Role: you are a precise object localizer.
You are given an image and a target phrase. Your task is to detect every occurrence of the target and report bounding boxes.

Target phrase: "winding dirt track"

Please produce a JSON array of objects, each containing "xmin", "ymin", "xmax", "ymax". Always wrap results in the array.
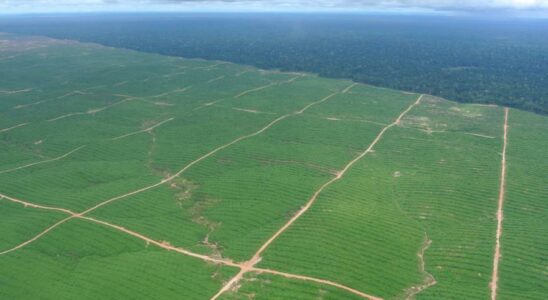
[
  {"xmin": 207, "ymin": 75, "xmax": 226, "ymax": 84},
  {"xmin": 0, "ymin": 83, "xmax": 353, "ymax": 257},
  {"xmin": 192, "ymin": 62, "xmax": 228, "ymax": 70},
  {"xmin": 46, "ymin": 97, "xmax": 136, "ymax": 122},
  {"xmin": 0, "ymin": 122, "xmax": 28, "ymax": 133},
  {"xmin": 0, "ymin": 77, "xmax": 308, "ymax": 255},
  {"xmin": 0, "ymin": 81, "xmax": 414, "ymax": 300},
  {"xmin": 234, "ymin": 82, "xmax": 277, "ymax": 99},
  {"xmin": 0, "ymin": 145, "xmax": 85, "ymax": 175},
  {"xmin": 0, "ymin": 88, "xmax": 32, "ymax": 94},
  {"xmin": 0, "ymin": 82, "xmax": 384, "ymax": 299},
  {"xmin": 211, "ymin": 94, "xmax": 423, "ymax": 300},
  {"xmin": 0, "ymin": 192, "xmax": 238, "ymax": 264},
  {"xmin": 108, "ymin": 118, "xmax": 174, "ymax": 141},
  {"xmin": 234, "ymin": 75, "xmax": 302, "ymax": 99},
  {"xmin": 490, "ymin": 107, "xmax": 509, "ymax": 300},
  {"xmin": 0, "ymin": 190, "xmax": 381, "ymax": 299},
  {"xmin": 0, "ymin": 193, "xmax": 75, "ymax": 215},
  {"xmin": 150, "ymin": 86, "xmax": 191, "ymax": 98},
  {"xmin": 251, "ymin": 268, "xmax": 383, "ymax": 300},
  {"xmin": 78, "ymin": 84, "xmax": 353, "ymax": 216},
  {"xmin": 0, "ymin": 216, "xmax": 73, "ymax": 255},
  {"xmin": 79, "ymin": 216, "xmax": 241, "ymax": 267}
]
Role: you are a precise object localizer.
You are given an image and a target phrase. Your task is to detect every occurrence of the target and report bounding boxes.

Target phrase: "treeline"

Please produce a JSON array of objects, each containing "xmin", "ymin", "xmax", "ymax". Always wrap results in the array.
[{"xmin": 1, "ymin": 14, "xmax": 547, "ymax": 114}]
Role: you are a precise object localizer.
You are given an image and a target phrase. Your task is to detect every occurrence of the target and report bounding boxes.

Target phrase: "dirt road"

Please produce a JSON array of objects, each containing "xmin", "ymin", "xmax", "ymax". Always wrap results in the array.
[
  {"xmin": 490, "ymin": 107, "xmax": 509, "ymax": 300},
  {"xmin": 0, "ymin": 145, "xmax": 85, "ymax": 175},
  {"xmin": 211, "ymin": 94, "xmax": 423, "ymax": 300},
  {"xmin": 0, "ymin": 192, "xmax": 382, "ymax": 299}
]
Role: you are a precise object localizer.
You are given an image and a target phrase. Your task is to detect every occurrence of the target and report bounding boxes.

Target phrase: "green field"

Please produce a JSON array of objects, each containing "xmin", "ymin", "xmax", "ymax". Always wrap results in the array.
[{"xmin": 1, "ymin": 34, "xmax": 546, "ymax": 299}]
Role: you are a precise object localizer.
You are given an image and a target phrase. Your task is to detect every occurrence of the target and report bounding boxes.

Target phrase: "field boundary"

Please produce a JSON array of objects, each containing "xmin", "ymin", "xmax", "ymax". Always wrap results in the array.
[
  {"xmin": 0, "ymin": 73, "xmax": 300, "ymax": 175},
  {"xmin": 0, "ymin": 81, "xmax": 390, "ymax": 299},
  {"xmin": 1, "ymin": 39, "xmax": 433, "ymax": 298},
  {"xmin": 490, "ymin": 107, "xmax": 509, "ymax": 300},
  {"xmin": 210, "ymin": 94, "xmax": 424, "ymax": 300},
  {"xmin": 0, "ymin": 192, "xmax": 381, "ymax": 299},
  {"xmin": 0, "ymin": 83, "xmax": 355, "ymax": 255},
  {"xmin": 0, "ymin": 122, "xmax": 28, "ymax": 133},
  {"xmin": 108, "ymin": 117, "xmax": 174, "ymax": 141},
  {"xmin": 0, "ymin": 145, "xmax": 86, "ymax": 175}
]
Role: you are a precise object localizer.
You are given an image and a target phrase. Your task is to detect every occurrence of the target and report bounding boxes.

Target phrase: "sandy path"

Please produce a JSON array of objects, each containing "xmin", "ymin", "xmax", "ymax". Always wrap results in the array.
[
  {"xmin": 0, "ymin": 83, "xmax": 355, "ymax": 256},
  {"xmin": 57, "ymin": 90, "xmax": 87, "ymax": 99},
  {"xmin": 46, "ymin": 97, "xmax": 136, "ymax": 122},
  {"xmin": 13, "ymin": 100, "xmax": 47, "ymax": 110},
  {"xmin": 212, "ymin": 94, "xmax": 423, "ymax": 300},
  {"xmin": 0, "ymin": 193, "xmax": 76, "ymax": 215},
  {"xmin": 322, "ymin": 116, "xmax": 387, "ymax": 127},
  {"xmin": 1, "ymin": 193, "xmax": 383, "ymax": 299},
  {"xmin": 196, "ymin": 74, "xmax": 303, "ymax": 111},
  {"xmin": 79, "ymin": 84, "xmax": 353, "ymax": 217},
  {"xmin": 12, "ymin": 90, "xmax": 92, "ymax": 110},
  {"xmin": 151, "ymin": 86, "xmax": 191, "ymax": 98},
  {"xmin": 231, "ymin": 107, "xmax": 274, "ymax": 115},
  {"xmin": 0, "ymin": 122, "xmax": 29, "ymax": 133},
  {"xmin": 234, "ymin": 82, "xmax": 277, "ymax": 99},
  {"xmin": 0, "ymin": 88, "xmax": 32, "ymax": 95},
  {"xmin": 0, "ymin": 145, "xmax": 85, "ymax": 175},
  {"xmin": 490, "ymin": 107, "xmax": 509, "ymax": 300},
  {"xmin": 465, "ymin": 133, "xmax": 496, "ymax": 139},
  {"xmin": 0, "ymin": 119, "xmax": 26, "ymax": 132},
  {"xmin": 0, "ymin": 216, "xmax": 74, "ymax": 255},
  {"xmin": 0, "ymin": 193, "xmax": 238, "ymax": 266},
  {"xmin": 252, "ymin": 94, "xmax": 422, "ymax": 259},
  {"xmin": 79, "ymin": 216, "xmax": 240, "ymax": 267},
  {"xmin": 207, "ymin": 75, "xmax": 226, "ymax": 84},
  {"xmin": 0, "ymin": 82, "xmax": 388, "ymax": 299},
  {"xmin": 161, "ymin": 71, "xmax": 187, "ymax": 79},
  {"xmin": 108, "ymin": 118, "xmax": 174, "ymax": 141},
  {"xmin": 192, "ymin": 62, "xmax": 228, "ymax": 70},
  {"xmin": 233, "ymin": 74, "xmax": 303, "ymax": 99},
  {"xmin": 46, "ymin": 112, "xmax": 87, "ymax": 122},
  {"xmin": 251, "ymin": 268, "xmax": 383, "ymax": 300}
]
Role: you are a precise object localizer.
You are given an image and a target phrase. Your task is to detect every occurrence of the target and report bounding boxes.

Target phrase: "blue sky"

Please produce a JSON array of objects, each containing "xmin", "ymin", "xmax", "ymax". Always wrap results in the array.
[{"xmin": 1, "ymin": 0, "xmax": 548, "ymax": 14}]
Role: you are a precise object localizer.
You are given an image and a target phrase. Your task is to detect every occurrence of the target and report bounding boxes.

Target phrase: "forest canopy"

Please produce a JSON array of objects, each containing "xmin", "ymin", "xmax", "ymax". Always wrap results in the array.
[{"xmin": 1, "ymin": 13, "xmax": 546, "ymax": 114}]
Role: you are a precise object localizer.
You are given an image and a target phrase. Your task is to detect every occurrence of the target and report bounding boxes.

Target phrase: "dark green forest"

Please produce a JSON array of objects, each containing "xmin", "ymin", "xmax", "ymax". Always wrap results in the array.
[{"xmin": 1, "ymin": 13, "xmax": 547, "ymax": 114}]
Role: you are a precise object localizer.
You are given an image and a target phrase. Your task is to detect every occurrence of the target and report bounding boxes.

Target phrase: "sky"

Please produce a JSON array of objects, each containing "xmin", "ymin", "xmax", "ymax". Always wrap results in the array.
[{"xmin": 1, "ymin": 0, "xmax": 548, "ymax": 14}]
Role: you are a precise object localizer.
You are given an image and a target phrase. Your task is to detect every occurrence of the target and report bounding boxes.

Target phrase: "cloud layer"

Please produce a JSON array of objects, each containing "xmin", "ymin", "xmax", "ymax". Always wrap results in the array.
[{"xmin": 2, "ymin": 0, "xmax": 548, "ymax": 13}]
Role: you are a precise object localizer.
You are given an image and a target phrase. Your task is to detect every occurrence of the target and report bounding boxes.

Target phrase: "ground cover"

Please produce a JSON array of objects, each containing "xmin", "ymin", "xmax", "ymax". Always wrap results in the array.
[{"xmin": 1, "ymin": 34, "xmax": 546, "ymax": 300}]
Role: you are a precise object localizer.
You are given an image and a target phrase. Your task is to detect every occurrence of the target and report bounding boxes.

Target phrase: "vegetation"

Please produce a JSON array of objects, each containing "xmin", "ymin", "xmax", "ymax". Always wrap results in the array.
[
  {"xmin": 0, "ymin": 34, "xmax": 546, "ymax": 299},
  {"xmin": 498, "ymin": 110, "xmax": 548, "ymax": 299},
  {"xmin": 259, "ymin": 97, "xmax": 506, "ymax": 298},
  {"xmin": 0, "ymin": 219, "xmax": 237, "ymax": 299},
  {"xmin": 1, "ymin": 14, "xmax": 547, "ymax": 113}
]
